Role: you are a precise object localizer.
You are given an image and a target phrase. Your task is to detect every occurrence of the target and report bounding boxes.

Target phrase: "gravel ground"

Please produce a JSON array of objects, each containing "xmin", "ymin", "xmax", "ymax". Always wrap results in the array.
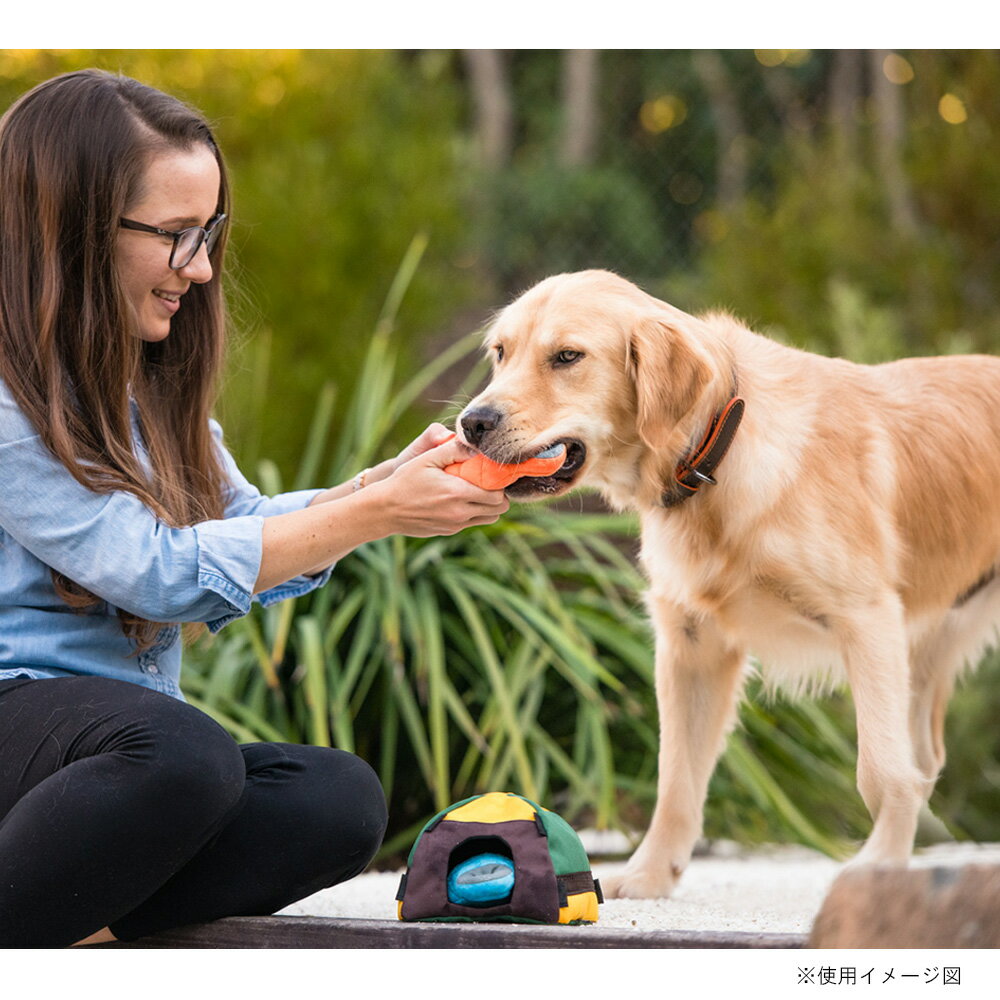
[{"xmin": 277, "ymin": 838, "xmax": 1000, "ymax": 936}]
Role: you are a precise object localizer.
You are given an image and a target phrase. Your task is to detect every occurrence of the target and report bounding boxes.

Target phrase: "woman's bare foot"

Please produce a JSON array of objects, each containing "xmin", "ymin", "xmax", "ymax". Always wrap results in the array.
[{"xmin": 72, "ymin": 926, "xmax": 117, "ymax": 947}]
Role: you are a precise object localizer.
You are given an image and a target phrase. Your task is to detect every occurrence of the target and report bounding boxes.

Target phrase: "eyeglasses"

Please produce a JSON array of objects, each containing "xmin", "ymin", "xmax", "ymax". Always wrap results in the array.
[{"xmin": 119, "ymin": 213, "xmax": 227, "ymax": 270}]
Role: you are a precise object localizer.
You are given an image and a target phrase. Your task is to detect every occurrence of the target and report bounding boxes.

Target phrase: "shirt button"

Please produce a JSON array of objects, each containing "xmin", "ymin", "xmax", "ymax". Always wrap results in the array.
[{"xmin": 147, "ymin": 664, "xmax": 159, "ymax": 674}]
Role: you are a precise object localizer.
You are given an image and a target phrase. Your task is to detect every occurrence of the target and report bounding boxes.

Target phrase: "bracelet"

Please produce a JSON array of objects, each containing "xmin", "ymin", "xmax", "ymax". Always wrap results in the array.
[{"xmin": 352, "ymin": 468, "xmax": 371, "ymax": 493}]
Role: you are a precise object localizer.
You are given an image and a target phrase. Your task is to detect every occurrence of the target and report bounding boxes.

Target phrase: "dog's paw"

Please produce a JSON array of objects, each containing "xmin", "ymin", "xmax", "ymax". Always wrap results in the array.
[
  {"xmin": 600, "ymin": 862, "xmax": 683, "ymax": 900},
  {"xmin": 842, "ymin": 843, "xmax": 910, "ymax": 873}
]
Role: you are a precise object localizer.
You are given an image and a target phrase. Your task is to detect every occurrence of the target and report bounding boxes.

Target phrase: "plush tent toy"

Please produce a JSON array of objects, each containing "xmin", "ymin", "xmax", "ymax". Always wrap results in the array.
[{"xmin": 396, "ymin": 791, "xmax": 602, "ymax": 924}]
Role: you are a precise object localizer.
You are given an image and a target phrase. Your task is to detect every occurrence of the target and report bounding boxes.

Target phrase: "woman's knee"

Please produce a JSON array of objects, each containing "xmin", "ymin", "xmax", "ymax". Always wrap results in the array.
[
  {"xmin": 304, "ymin": 748, "xmax": 388, "ymax": 880},
  {"xmin": 242, "ymin": 744, "xmax": 388, "ymax": 873},
  {"xmin": 327, "ymin": 750, "xmax": 389, "ymax": 865}
]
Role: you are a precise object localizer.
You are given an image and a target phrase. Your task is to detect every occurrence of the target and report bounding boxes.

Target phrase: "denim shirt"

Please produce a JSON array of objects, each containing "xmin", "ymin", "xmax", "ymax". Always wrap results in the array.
[{"xmin": 0, "ymin": 379, "xmax": 333, "ymax": 699}]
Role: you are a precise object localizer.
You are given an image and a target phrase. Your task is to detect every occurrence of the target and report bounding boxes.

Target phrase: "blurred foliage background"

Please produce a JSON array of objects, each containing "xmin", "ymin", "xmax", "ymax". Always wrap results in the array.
[
  {"xmin": 3, "ymin": 48, "xmax": 999, "ymax": 856},
  {"xmin": 4, "ymin": 49, "xmax": 999, "ymax": 458}
]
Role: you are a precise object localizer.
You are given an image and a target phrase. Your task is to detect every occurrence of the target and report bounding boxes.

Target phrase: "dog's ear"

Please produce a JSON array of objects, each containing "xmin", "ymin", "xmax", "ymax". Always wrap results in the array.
[{"xmin": 627, "ymin": 316, "xmax": 715, "ymax": 456}]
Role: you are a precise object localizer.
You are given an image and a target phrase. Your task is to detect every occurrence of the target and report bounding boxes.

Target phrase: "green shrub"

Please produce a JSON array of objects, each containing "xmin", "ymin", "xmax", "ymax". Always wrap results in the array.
[{"xmin": 474, "ymin": 163, "xmax": 670, "ymax": 292}]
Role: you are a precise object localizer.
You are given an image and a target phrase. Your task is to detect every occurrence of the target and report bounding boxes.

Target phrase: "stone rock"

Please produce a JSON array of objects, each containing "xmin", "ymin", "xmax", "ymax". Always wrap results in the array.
[{"xmin": 809, "ymin": 863, "xmax": 1000, "ymax": 948}]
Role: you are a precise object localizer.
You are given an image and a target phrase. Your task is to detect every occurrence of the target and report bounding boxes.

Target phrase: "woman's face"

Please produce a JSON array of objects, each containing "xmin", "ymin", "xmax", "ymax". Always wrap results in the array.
[{"xmin": 117, "ymin": 144, "xmax": 221, "ymax": 342}]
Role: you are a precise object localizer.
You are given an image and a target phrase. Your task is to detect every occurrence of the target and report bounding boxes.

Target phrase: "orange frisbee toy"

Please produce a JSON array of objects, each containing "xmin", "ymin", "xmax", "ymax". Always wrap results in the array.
[{"xmin": 444, "ymin": 437, "xmax": 566, "ymax": 490}]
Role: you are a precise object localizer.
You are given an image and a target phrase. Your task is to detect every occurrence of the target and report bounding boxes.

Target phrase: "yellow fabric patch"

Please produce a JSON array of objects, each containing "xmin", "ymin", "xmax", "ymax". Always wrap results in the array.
[
  {"xmin": 559, "ymin": 891, "xmax": 600, "ymax": 924},
  {"xmin": 445, "ymin": 791, "xmax": 541, "ymax": 825}
]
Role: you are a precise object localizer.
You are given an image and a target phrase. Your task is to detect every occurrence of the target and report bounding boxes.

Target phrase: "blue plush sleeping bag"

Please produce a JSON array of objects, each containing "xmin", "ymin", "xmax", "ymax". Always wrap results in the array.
[{"xmin": 446, "ymin": 852, "xmax": 516, "ymax": 907}]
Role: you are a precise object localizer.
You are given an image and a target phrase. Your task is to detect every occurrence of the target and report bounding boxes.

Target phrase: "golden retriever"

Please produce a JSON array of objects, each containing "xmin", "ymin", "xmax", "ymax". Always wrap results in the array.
[{"xmin": 456, "ymin": 269, "xmax": 1000, "ymax": 899}]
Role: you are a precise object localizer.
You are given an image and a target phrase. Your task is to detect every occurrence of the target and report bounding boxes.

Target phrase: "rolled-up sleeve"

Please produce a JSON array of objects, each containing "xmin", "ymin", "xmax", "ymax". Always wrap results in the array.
[{"xmin": 209, "ymin": 420, "xmax": 335, "ymax": 619}]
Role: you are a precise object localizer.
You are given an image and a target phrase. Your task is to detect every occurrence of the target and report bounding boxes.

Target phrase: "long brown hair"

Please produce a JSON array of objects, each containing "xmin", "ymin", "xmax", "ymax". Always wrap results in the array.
[{"xmin": 0, "ymin": 69, "xmax": 232, "ymax": 647}]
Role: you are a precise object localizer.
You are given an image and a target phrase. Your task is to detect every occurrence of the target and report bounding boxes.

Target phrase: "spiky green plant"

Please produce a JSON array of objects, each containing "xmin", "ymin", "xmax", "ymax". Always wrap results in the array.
[{"xmin": 182, "ymin": 237, "xmax": 929, "ymax": 860}]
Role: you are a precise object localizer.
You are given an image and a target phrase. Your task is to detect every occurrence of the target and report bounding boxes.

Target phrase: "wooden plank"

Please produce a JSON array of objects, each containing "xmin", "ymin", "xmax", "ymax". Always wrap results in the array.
[{"xmin": 99, "ymin": 915, "xmax": 806, "ymax": 950}]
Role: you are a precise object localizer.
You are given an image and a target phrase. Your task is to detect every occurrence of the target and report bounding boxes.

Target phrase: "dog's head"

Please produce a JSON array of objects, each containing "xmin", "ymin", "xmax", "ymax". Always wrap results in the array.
[{"xmin": 457, "ymin": 270, "xmax": 731, "ymax": 507}]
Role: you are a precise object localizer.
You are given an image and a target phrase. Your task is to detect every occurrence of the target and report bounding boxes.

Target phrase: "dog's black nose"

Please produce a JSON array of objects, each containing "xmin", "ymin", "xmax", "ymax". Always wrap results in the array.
[{"xmin": 461, "ymin": 406, "xmax": 502, "ymax": 447}]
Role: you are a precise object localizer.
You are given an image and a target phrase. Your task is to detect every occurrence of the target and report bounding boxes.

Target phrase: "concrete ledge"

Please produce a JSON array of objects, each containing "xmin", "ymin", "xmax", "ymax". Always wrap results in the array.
[
  {"xmin": 100, "ymin": 915, "xmax": 806, "ymax": 949},
  {"xmin": 809, "ymin": 863, "xmax": 1000, "ymax": 948}
]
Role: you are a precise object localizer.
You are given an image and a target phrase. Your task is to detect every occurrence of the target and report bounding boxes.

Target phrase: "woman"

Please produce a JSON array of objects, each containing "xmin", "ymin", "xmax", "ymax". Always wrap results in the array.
[{"xmin": 0, "ymin": 69, "xmax": 507, "ymax": 948}]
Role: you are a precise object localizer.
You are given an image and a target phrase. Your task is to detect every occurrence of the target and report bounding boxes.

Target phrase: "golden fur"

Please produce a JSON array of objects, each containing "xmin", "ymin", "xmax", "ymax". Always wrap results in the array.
[{"xmin": 457, "ymin": 269, "xmax": 1000, "ymax": 898}]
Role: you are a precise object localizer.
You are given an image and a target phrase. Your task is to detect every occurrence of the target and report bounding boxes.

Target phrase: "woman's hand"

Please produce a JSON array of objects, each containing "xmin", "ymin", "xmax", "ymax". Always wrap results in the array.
[
  {"xmin": 306, "ymin": 423, "xmax": 457, "ymax": 503},
  {"xmin": 389, "ymin": 422, "xmax": 455, "ymax": 471},
  {"xmin": 365, "ymin": 434, "xmax": 509, "ymax": 538}
]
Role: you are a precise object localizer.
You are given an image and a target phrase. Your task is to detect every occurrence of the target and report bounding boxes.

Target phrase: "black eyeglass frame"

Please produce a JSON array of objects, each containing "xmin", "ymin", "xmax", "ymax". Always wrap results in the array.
[{"xmin": 119, "ymin": 213, "xmax": 227, "ymax": 270}]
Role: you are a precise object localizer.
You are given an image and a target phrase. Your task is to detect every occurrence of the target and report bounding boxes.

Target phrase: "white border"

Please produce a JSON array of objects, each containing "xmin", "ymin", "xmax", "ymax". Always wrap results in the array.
[{"xmin": 4, "ymin": 2, "xmax": 996, "ymax": 50}]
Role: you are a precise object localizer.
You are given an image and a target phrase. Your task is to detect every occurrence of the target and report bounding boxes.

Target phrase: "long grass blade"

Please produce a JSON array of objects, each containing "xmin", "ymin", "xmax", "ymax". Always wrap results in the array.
[
  {"xmin": 412, "ymin": 580, "xmax": 451, "ymax": 809},
  {"xmin": 292, "ymin": 381, "xmax": 337, "ymax": 491},
  {"xmin": 438, "ymin": 572, "xmax": 537, "ymax": 800},
  {"xmin": 296, "ymin": 615, "xmax": 331, "ymax": 747},
  {"xmin": 723, "ymin": 731, "xmax": 851, "ymax": 858}
]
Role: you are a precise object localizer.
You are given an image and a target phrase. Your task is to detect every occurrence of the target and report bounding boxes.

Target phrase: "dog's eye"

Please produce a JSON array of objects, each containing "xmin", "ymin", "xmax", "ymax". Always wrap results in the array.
[
  {"xmin": 495, "ymin": 345, "xmax": 504, "ymax": 363},
  {"xmin": 554, "ymin": 350, "xmax": 583, "ymax": 366}
]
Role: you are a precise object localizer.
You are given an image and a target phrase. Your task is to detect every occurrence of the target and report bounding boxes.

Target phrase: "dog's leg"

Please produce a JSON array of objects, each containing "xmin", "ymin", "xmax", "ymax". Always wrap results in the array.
[
  {"xmin": 840, "ymin": 593, "xmax": 929, "ymax": 868},
  {"xmin": 909, "ymin": 662, "xmax": 958, "ymax": 844},
  {"xmin": 603, "ymin": 605, "xmax": 746, "ymax": 899},
  {"xmin": 908, "ymin": 626, "xmax": 958, "ymax": 797}
]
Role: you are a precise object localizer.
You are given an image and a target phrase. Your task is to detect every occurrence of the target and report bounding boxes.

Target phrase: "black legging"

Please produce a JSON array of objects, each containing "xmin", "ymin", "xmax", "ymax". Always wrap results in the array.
[{"xmin": 0, "ymin": 676, "xmax": 388, "ymax": 947}]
